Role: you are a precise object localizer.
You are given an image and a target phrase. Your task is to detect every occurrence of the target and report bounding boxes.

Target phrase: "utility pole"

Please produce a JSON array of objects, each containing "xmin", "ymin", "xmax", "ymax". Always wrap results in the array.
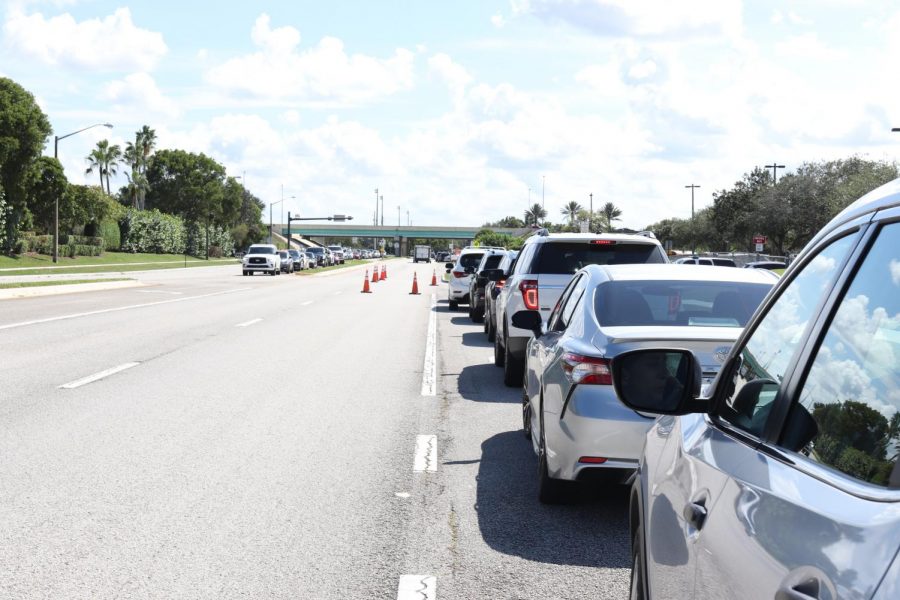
[
  {"xmin": 589, "ymin": 192, "xmax": 593, "ymax": 233},
  {"xmin": 380, "ymin": 195, "xmax": 384, "ymax": 226},
  {"xmin": 374, "ymin": 188, "xmax": 379, "ymax": 226},
  {"xmin": 685, "ymin": 184, "xmax": 700, "ymax": 255},
  {"xmin": 765, "ymin": 162, "xmax": 786, "ymax": 184},
  {"xmin": 542, "ymin": 175, "xmax": 545, "ymax": 209}
]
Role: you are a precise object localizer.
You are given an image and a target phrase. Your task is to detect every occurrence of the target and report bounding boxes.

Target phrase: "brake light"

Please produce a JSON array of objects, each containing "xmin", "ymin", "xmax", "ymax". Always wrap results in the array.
[
  {"xmin": 562, "ymin": 353, "xmax": 612, "ymax": 385},
  {"xmin": 519, "ymin": 279, "xmax": 539, "ymax": 310},
  {"xmin": 453, "ymin": 271, "xmax": 468, "ymax": 278},
  {"xmin": 591, "ymin": 239, "xmax": 616, "ymax": 245},
  {"xmin": 497, "ymin": 278, "xmax": 506, "ymax": 290},
  {"xmin": 578, "ymin": 456, "xmax": 608, "ymax": 464}
]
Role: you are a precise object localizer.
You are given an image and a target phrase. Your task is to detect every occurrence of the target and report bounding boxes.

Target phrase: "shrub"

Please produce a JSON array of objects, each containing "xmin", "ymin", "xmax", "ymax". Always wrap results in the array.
[
  {"xmin": 119, "ymin": 209, "xmax": 186, "ymax": 254},
  {"xmin": 99, "ymin": 219, "xmax": 120, "ymax": 251}
]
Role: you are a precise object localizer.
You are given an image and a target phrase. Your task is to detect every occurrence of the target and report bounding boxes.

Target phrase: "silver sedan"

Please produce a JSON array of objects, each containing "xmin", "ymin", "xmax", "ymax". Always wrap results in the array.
[{"xmin": 515, "ymin": 263, "xmax": 775, "ymax": 503}]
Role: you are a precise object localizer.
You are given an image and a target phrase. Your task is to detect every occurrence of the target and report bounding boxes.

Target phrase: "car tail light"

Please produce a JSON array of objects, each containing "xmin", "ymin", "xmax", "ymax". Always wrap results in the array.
[
  {"xmin": 562, "ymin": 353, "xmax": 612, "ymax": 385},
  {"xmin": 519, "ymin": 279, "xmax": 539, "ymax": 310},
  {"xmin": 497, "ymin": 278, "xmax": 506, "ymax": 290},
  {"xmin": 591, "ymin": 239, "xmax": 616, "ymax": 245},
  {"xmin": 453, "ymin": 271, "xmax": 468, "ymax": 278},
  {"xmin": 578, "ymin": 456, "xmax": 608, "ymax": 464}
]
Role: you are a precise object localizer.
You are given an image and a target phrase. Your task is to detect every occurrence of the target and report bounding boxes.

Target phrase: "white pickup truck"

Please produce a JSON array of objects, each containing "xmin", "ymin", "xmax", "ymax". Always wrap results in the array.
[{"xmin": 413, "ymin": 245, "xmax": 432, "ymax": 263}]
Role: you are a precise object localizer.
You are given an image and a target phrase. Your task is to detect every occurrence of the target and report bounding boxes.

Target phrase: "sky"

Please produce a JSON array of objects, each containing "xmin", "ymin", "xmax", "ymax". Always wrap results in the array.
[{"xmin": 2, "ymin": 0, "xmax": 899, "ymax": 229}]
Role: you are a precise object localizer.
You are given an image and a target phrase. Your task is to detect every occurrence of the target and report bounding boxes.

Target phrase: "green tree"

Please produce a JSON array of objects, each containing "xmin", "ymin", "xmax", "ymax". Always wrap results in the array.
[
  {"xmin": 560, "ymin": 201, "xmax": 583, "ymax": 226},
  {"xmin": 85, "ymin": 139, "xmax": 121, "ymax": 195},
  {"xmin": 0, "ymin": 77, "xmax": 52, "ymax": 252},
  {"xmin": 524, "ymin": 203, "xmax": 547, "ymax": 226},
  {"xmin": 473, "ymin": 228, "xmax": 524, "ymax": 250},
  {"xmin": 26, "ymin": 156, "xmax": 69, "ymax": 233},
  {"xmin": 484, "ymin": 215, "xmax": 525, "ymax": 228},
  {"xmin": 600, "ymin": 202, "xmax": 623, "ymax": 232},
  {"xmin": 710, "ymin": 167, "xmax": 770, "ymax": 251},
  {"xmin": 124, "ymin": 125, "xmax": 157, "ymax": 209},
  {"xmin": 145, "ymin": 149, "xmax": 226, "ymax": 225}
]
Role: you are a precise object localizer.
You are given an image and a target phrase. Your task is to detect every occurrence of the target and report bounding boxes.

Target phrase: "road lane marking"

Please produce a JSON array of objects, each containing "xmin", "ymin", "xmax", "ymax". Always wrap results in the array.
[
  {"xmin": 413, "ymin": 435, "xmax": 437, "ymax": 472},
  {"xmin": 421, "ymin": 294, "xmax": 437, "ymax": 396},
  {"xmin": 334, "ymin": 291, "xmax": 343, "ymax": 295},
  {"xmin": 394, "ymin": 492, "xmax": 410, "ymax": 498},
  {"xmin": 235, "ymin": 318, "xmax": 262, "ymax": 327},
  {"xmin": 300, "ymin": 300, "xmax": 314, "ymax": 306},
  {"xmin": 0, "ymin": 288, "xmax": 248, "ymax": 331},
  {"xmin": 59, "ymin": 362, "xmax": 140, "ymax": 389},
  {"xmin": 135, "ymin": 289, "xmax": 184, "ymax": 295},
  {"xmin": 397, "ymin": 575, "xmax": 436, "ymax": 600}
]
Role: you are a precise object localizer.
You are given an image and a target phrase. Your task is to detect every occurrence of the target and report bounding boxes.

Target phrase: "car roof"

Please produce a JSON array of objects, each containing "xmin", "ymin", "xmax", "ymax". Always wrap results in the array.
[
  {"xmin": 525, "ymin": 232, "xmax": 661, "ymax": 245},
  {"xmin": 586, "ymin": 263, "xmax": 777, "ymax": 284}
]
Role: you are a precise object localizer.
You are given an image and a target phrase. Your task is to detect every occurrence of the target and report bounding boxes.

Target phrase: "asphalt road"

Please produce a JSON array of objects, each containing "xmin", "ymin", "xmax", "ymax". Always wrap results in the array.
[{"xmin": 0, "ymin": 260, "xmax": 629, "ymax": 599}]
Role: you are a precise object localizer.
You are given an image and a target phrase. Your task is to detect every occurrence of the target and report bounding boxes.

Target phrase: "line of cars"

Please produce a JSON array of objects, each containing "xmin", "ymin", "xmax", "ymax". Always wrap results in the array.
[
  {"xmin": 241, "ymin": 243, "xmax": 381, "ymax": 276},
  {"xmin": 444, "ymin": 183, "xmax": 900, "ymax": 598}
]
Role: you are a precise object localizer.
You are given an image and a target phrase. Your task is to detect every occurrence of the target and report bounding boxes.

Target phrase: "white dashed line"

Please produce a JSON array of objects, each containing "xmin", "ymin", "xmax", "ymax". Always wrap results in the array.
[
  {"xmin": 0, "ymin": 288, "xmax": 248, "ymax": 331},
  {"xmin": 135, "ymin": 289, "xmax": 183, "ymax": 295},
  {"xmin": 300, "ymin": 300, "xmax": 314, "ymax": 306},
  {"xmin": 397, "ymin": 575, "xmax": 436, "ymax": 600},
  {"xmin": 235, "ymin": 318, "xmax": 262, "ymax": 327},
  {"xmin": 59, "ymin": 362, "xmax": 140, "ymax": 389},
  {"xmin": 413, "ymin": 435, "xmax": 437, "ymax": 472},
  {"xmin": 421, "ymin": 294, "xmax": 437, "ymax": 396},
  {"xmin": 334, "ymin": 291, "xmax": 343, "ymax": 295}
]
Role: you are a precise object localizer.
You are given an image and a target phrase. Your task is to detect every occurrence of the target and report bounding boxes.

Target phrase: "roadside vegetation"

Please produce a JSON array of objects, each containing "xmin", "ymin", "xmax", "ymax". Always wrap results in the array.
[{"xmin": 0, "ymin": 278, "xmax": 132, "ymax": 289}]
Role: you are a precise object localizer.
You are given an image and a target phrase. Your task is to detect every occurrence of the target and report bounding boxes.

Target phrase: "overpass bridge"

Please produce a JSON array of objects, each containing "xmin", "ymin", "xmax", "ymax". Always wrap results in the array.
[{"xmin": 278, "ymin": 224, "xmax": 526, "ymax": 255}]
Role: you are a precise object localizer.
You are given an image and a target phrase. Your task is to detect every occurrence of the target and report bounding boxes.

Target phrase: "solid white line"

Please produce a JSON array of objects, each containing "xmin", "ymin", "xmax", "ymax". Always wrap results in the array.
[
  {"xmin": 135, "ymin": 289, "xmax": 184, "ymax": 295},
  {"xmin": 300, "ymin": 300, "xmax": 314, "ymax": 306},
  {"xmin": 421, "ymin": 294, "xmax": 437, "ymax": 396},
  {"xmin": 413, "ymin": 435, "xmax": 437, "ymax": 472},
  {"xmin": 334, "ymin": 291, "xmax": 343, "ymax": 295},
  {"xmin": 235, "ymin": 318, "xmax": 262, "ymax": 328},
  {"xmin": 59, "ymin": 362, "xmax": 140, "ymax": 389},
  {"xmin": 397, "ymin": 575, "xmax": 436, "ymax": 600},
  {"xmin": 0, "ymin": 288, "xmax": 248, "ymax": 331}
]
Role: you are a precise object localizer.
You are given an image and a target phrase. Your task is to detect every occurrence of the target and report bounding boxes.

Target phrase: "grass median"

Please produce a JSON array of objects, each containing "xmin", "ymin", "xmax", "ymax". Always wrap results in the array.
[
  {"xmin": 0, "ymin": 278, "xmax": 133, "ymax": 289},
  {"xmin": 0, "ymin": 252, "xmax": 238, "ymax": 276}
]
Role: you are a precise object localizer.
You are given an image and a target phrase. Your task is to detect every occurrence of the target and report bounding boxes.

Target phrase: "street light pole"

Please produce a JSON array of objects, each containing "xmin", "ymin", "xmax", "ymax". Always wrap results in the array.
[
  {"xmin": 380, "ymin": 195, "xmax": 384, "ymax": 226},
  {"xmin": 685, "ymin": 184, "xmax": 700, "ymax": 255},
  {"xmin": 589, "ymin": 192, "xmax": 593, "ymax": 233},
  {"xmin": 765, "ymin": 162, "xmax": 786, "ymax": 184},
  {"xmin": 542, "ymin": 175, "xmax": 545, "ymax": 209},
  {"xmin": 52, "ymin": 122, "xmax": 113, "ymax": 262},
  {"xmin": 269, "ymin": 199, "xmax": 284, "ymax": 244}
]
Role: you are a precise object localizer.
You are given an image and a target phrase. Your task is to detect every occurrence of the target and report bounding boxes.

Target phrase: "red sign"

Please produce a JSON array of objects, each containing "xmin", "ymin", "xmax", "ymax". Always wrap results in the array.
[{"xmin": 752, "ymin": 235, "xmax": 767, "ymax": 244}]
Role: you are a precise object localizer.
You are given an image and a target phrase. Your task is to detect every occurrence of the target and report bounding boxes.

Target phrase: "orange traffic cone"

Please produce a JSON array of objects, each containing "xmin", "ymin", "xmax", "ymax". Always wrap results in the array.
[
  {"xmin": 430, "ymin": 270, "xmax": 437, "ymax": 286},
  {"xmin": 361, "ymin": 270, "xmax": 372, "ymax": 293},
  {"xmin": 371, "ymin": 265, "xmax": 379, "ymax": 282},
  {"xmin": 409, "ymin": 272, "xmax": 421, "ymax": 295},
  {"xmin": 382, "ymin": 264, "xmax": 387, "ymax": 279}
]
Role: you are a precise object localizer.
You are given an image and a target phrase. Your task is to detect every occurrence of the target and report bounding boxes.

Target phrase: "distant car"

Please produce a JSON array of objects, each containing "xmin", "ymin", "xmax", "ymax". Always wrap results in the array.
[
  {"xmin": 305, "ymin": 251, "xmax": 318, "ymax": 268},
  {"xmin": 278, "ymin": 250, "xmax": 294, "ymax": 273},
  {"xmin": 674, "ymin": 256, "xmax": 737, "ymax": 267},
  {"xmin": 242, "ymin": 243, "xmax": 281, "ymax": 276},
  {"xmin": 447, "ymin": 246, "xmax": 504, "ymax": 311},
  {"xmin": 287, "ymin": 249, "xmax": 307, "ymax": 271},
  {"xmin": 327, "ymin": 245, "xmax": 344, "ymax": 264},
  {"xmin": 518, "ymin": 264, "xmax": 775, "ymax": 503},
  {"xmin": 305, "ymin": 246, "xmax": 327, "ymax": 267},
  {"xmin": 743, "ymin": 260, "xmax": 787, "ymax": 270},
  {"xmin": 467, "ymin": 249, "xmax": 507, "ymax": 322},
  {"xmin": 619, "ymin": 177, "xmax": 900, "ymax": 600}
]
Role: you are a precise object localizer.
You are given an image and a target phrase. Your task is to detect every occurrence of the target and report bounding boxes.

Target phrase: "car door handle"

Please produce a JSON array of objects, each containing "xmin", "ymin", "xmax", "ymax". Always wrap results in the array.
[
  {"xmin": 775, "ymin": 568, "xmax": 836, "ymax": 600},
  {"xmin": 682, "ymin": 501, "xmax": 707, "ymax": 530}
]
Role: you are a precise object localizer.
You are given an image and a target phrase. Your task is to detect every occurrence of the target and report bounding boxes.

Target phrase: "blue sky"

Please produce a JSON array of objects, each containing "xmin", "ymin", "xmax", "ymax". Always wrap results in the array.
[{"xmin": 2, "ymin": 0, "xmax": 898, "ymax": 229}]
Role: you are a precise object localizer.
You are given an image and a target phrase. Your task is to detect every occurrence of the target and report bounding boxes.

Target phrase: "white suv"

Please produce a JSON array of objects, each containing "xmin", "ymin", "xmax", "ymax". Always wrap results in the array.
[
  {"xmin": 446, "ymin": 246, "xmax": 505, "ymax": 311},
  {"xmin": 494, "ymin": 231, "xmax": 667, "ymax": 385},
  {"xmin": 242, "ymin": 243, "xmax": 281, "ymax": 276}
]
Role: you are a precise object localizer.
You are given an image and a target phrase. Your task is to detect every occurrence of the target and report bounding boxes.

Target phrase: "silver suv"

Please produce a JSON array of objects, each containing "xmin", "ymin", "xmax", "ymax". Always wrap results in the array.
[
  {"xmin": 494, "ymin": 231, "xmax": 667, "ymax": 386},
  {"xmin": 615, "ymin": 179, "xmax": 900, "ymax": 599}
]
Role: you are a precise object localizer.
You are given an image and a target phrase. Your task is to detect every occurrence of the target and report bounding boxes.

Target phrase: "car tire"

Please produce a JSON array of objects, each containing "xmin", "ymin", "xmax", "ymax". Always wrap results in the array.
[
  {"xmin": 483, "ymin": 313, "xmax": 489, "ymax": 334},
  {"xmin": 630, "ymin": 523, "xmax": 648, "ymax": 600},
  {"xmin": 449, "ymin": 300, "xmax": 458, "ymax": 311},
  {"xmin": 493, "ymin": 328, "xmax": 505, "ymax": 367},
  {"xmin": 470, "ymin": 303, "xmax": 483, "ymax": 323},
  {"xmin": 538, "ymin": 421, "xmax": 566, "ymax": 504},
  {"xmin": 503, "ymin": 334, "xmax": 524, "ymax": 387},
  {"xmin": 522, "ymin": 390, "xmax": 532, "ymax": 439}
]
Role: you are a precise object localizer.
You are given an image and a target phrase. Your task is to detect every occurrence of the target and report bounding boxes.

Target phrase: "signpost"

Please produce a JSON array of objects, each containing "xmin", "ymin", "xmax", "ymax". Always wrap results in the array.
[{"xmin": 753, "ymin": 235, "xmax": 767, "ymax": 253}]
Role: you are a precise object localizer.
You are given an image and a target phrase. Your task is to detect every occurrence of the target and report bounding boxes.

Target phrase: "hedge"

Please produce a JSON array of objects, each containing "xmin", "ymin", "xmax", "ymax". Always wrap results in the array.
[
  {"xmin": 16, "ymin": 233, "xmax": 103, "ymax": 257},
  {"xmin": 119, "ymin": 209, "xmax": 186, "ymax": 254},
  {"xmin": 98, "ymin": 219, "xmax": 120, "ymax": 251}
]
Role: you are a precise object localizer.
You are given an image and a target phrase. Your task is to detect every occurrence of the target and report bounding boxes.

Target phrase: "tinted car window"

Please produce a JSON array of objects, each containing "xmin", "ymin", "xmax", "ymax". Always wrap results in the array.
[
  {"xmin": 718, "ymin": 234, "xmax": 857, "ymax": 437},
  {"xmin": 786, "ymin": 223, "xmax": 900, "ymax": 487},
  {"xmin": 533, "ymin": 242, "xmax": 664, "ymax": 274},
  {"xmin": 481, "ymin": 254, "xmax": 503, "ymax": 271},
  {"xmin": 595, "ymin": 281, "xmax": 771, "ymax": 327},
  {"xmin": 548, "ymin": 274, "xmax": 583, "ymax": 332},
  {"xmin": 459, "ymin": 253, "xmax": 484, "ymax": 269}
]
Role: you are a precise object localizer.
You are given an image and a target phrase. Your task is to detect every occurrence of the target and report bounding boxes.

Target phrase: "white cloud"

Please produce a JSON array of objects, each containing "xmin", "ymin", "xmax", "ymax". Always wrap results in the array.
[
  {"xmin": 205, "ymin": 14, "xmax": 415, "ymax": 105},
  {"xmin": 491, "ymin": 14, "xmax": 506, "ymax": 28},
  {"xmin": 101, "ymin": 72, "xmax": 179, "ymax": 118},
  {"xmin": 2, "ymin": 7, "xmax": 167, "ymax": 71},
  {"xmin": 891, "ymin": 260, "xmax": 900, "ymax": 286},
  {"xmin": 775, "ymin": 33, "xmax": 844, "ymax": 60},
  {"xmin": 771, "ymin": 10, "xmax": 784, "ymax": 25},
  {"xmin": 428, "ymin": 53, "xmax": 473, "ymax": 101}
]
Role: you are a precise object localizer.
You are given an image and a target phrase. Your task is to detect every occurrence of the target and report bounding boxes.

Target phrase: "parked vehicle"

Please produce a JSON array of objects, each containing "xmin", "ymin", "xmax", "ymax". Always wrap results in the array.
[
  {"xmin": 306, "ymin": 246, "xmax": 327, "ymax": 267},
  {"xmin": 447, "ymin": 246, "xmax": 505, "ymax": 311},
  {"xmin": 616, "ymin": 179, "xmax": 900, "ymax": 600},
  {"xmin": 414, "ymin": 244, "xmax": 432, "ymax": 263},
  {"xmin": 242, "ymin": 244, "xmax": 281, "ymax": 276},
  {"xmin": 515, "ymin": 264, "xmax": 775, "ymax": 503},
  {"xmin": 494, "ymin": 231, "xmax": 667, "ymax": 386},
  {"xmin": 278, "ymin": 250, "xmax": 294, "ymax": 273},
  {"xmin": 305, "ymin": 251, "xmax": 318, "ymax": 268},
  {"xmin": 743, "ymin": 260, "xmax": 787, "ymax": 270},
  {"xmin": 287, "ymin": 249, "xmax": 307, "ymax": 270},
  {"xmin": 467, "ymin": 249, "xmax": 507, "ymax": 322},
  {"xmin": 483, "ymin": 250, "xmax": 518, "ymax": 342},
  {"xmin": 674, "ymin": 255, "xmax": 737, "ymax": 267},
  {"xmin": 327, "ymin": 245, "xmax": 345, "ymax": 264}
]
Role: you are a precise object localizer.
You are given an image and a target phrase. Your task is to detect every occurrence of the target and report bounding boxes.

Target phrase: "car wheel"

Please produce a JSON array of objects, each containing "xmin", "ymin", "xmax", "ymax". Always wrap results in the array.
[
  {"xmin": 468, "ymin": 303, "xmax": 477, "ymax": 321},
  {"xmin": 493, "ymin": 328, "xmax": 505, "ymax": 367},
  {"xmin": 487, "ymin": 314, "xmax": 496, "ymax": 342},
  {"xmin": 522, "ymin": 390, "xmax": 532, "ymax": 439},
  {"xmin": 449, "ymin": 300, "xmax": 458, "ymax": 311},
  {"xmin": 630, "ymin": 523, "xmax": 648, "ymax": 600},
  {"xmin": 503, "ymin": 334, "xmax": 524, "ymax": 387},
  {"xmin": 483, "ymin": 313, "xmax": 489, "ymax": 334},
  {"xmin": 538, "ymin": 421, "xmax": 566, "ymax": 504}
]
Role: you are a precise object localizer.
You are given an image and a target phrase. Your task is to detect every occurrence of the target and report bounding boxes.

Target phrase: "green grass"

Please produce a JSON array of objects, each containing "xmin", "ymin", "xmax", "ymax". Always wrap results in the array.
[
  {"xmin": 772, "ymin": 268, "xmax": 785, "ymax": 276},
  {"xmin": 295, "ymin": 259, "xmax": 374, "ymax": 275},
  {"xmin": 0, "ymin": 278, "xmax": 132, "ymax": 289},
  {"xmin": 0, "ymin": 252, "xmax": 238, "ymax": 276}
]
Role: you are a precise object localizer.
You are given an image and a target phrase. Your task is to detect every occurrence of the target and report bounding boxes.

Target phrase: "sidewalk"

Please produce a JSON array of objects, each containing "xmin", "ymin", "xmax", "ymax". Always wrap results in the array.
[{"xmin": 0, "ymin": 259, "xmax": 231, "ymax": 273}]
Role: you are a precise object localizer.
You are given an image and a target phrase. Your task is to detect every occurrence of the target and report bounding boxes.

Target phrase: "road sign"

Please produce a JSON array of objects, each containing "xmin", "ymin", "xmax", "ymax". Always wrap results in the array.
[
  {"xmin": 752, "ymin": 235, "xmax": 767, "ymax": 244},
  {"xmin": 755, "ymin": 243, "xmax": 764, "ymax": 252}
]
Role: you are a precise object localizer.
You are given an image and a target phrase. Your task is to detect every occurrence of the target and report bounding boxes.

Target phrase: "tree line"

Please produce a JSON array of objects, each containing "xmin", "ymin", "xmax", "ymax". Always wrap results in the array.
[{"xmin": 0, "ymin": 76, "xmax": 267, "ymax": 256}]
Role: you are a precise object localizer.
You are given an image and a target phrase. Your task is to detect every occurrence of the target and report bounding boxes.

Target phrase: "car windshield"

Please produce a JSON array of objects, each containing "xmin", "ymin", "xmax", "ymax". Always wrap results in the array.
[
  {"xmin": 248, "ymin": 246, "xmax": 275, "ymax": 255},
  {"xmin": 534, "ymin": 242, "xmax": 664, "ymax": 274},
  {"xmin": 307, "ymin": 248, "xmax": 324, "ymax": 254},
  {"xmin": 595, "ymin": 280, "xmax": 773, "ymax": 327}
]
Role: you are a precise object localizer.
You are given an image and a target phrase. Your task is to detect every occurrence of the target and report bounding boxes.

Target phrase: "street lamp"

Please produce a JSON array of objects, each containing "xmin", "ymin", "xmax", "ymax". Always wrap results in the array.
[
  {"xmin": 53, "ymin": 122, "xmax": 113, "ymax": 262},
  {"xmin": 765, "ymin": 162, "xmax": 786, "ymax": 184},
  {"xmin": 269, "ymin": 199, "xmax": 283, "ymax": 244},
  {"xmin": 685, "ymin": 184, "xmax": 700, "ymax": 254}
]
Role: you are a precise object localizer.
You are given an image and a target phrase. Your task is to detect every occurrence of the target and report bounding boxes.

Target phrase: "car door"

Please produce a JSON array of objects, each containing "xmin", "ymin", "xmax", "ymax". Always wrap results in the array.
[
  {"xmin": 526, "ymin": 274, "xmax": 585, "ymax": 449},
  {"xmin": 644, "ymin": 227, "xmax": 862, "ymax": 599},
  {"xmin": 694, "ymin": 218, "xmax": 900, "ymax": 599}
]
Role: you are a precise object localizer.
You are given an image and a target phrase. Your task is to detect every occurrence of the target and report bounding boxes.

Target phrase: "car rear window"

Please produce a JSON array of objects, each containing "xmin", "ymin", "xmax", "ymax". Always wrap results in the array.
[
  {"xmin": 533, "ymin": 242, "xmax": 664, "ymax": 274},
  {"xmin": 595, "ymin": 280, "xmax": 772, "ymax": 327},
  {"xmin": 482, "ymin": 255, "xmax": 504, "ymax": 270},
  {"xmin": 458, "ymin": 253, "xmax": 484, "ymax": 269}
]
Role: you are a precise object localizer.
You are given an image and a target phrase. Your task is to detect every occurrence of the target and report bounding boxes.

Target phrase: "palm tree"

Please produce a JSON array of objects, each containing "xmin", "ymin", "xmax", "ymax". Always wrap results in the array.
[
  {"xmin": 123, "ymin": 125, "xmax": 157, "ymax": 209},
  {"xmin": 85, "ymin": 147, "xmax": 105, "ymax": 190},
  {"xmin": 600, "ymin": 202, "xmax": 623, "ymax": 231},
  {"xmin": 524, "ymin": 203, "xmax": 547, "ymax": 226},
  {"xmin": 560, "ymin": 201, "xmax": 583, "ymax": 226},
  {"xmin": 85, "ymin": 140, "xmax": 120, "ymax": 195}
]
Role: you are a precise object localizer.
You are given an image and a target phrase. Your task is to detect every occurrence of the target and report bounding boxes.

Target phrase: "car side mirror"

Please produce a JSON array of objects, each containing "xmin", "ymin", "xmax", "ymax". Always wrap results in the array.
[
  {"xmin": 611, "ymin": 349, "xmax": 704, "ymax": 414},
  {"xmin": 511, "ymin": 310, "xmax": 543, "ymax": 338}
]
